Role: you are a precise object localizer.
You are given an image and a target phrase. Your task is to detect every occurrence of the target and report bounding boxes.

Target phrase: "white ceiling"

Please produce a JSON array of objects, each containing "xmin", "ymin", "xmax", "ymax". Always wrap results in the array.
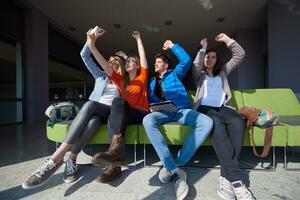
[{"xmin": 26, "ymin": 0, "xmax": 268, "ymax": 65}]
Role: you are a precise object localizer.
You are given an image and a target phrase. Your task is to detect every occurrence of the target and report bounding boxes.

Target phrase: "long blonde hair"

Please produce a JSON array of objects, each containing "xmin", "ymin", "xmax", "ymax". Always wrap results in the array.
[{"xmin": 110, "ymin": 55, "xmax": 125, "ymax": 76}]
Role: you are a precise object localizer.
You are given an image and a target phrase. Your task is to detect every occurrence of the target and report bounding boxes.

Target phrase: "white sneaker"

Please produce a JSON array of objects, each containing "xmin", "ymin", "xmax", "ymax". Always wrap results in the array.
[
  {"xmin": 158, "ymin": 167, "xmax": 174, "ymax": 183},
  {"xmin": 217, "ymin": 176, "xmax": 235, "ymax": 200},
  {"xmin": 232, "ymin": 180, "xmax": 256, "ymax": 200},
  {"xmin": 172, "ymin": 169, "xmax": 189, "ymax": 200}
]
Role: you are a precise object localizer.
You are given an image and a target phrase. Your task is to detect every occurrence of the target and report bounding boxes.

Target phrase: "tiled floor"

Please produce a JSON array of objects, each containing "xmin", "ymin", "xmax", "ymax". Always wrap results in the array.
[{"xmin": 0, "ymin": 122, "xmax": 300, "ymax": 200}]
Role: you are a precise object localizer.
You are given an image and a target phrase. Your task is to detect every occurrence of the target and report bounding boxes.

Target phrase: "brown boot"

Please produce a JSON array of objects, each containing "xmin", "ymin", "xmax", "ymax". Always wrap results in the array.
[
  {"xmin": 96, "ymin": 165, "xmax": 121, "ymax": 183},
  {"xmin": 91, "ymin": 134, "xmax": 125, "ymax": 167}
]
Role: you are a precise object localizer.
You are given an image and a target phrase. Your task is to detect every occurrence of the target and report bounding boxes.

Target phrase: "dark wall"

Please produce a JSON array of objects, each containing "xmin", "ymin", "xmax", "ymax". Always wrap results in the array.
[
  {"xmin": 49, "ymin": 26, "xmax": 84, "ymax": 69},
  {"xmin": 0, "ymin": 0, "xmax": 23, "ymax": 41},
  {"xmin": 231, "ymin": 28, "xmax": 266, "ymax": 89},
  {"xmin": 24, "ymin": 6, "xmax": 49, "ymax": 123},
  {"xmin": 268, "ymin": 0, "xmax": 300, "ymax": 99}
]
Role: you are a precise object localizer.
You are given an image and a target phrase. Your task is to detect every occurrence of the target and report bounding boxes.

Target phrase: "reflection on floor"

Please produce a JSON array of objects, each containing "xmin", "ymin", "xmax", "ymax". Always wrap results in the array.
[{"xmin": 0, "ymin": 122, "xmax": 300, "ymax": 200}]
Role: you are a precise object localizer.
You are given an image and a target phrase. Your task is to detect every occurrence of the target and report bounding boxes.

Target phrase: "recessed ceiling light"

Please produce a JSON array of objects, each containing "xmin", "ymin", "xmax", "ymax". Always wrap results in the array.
[
  {"xmin": 165, "ymin": 20, "xmax": 173, "ymax": 26},
  {"xmin": 114, "ymin": 24, "xmax": 122, "ymax": 28},
  {"xmin": 68, "ymin": 26, "xmax": 77, "ymax": 31},
  {"xmin": 216, "ymin": 17, "xmax": 226, "ymax": 22}
]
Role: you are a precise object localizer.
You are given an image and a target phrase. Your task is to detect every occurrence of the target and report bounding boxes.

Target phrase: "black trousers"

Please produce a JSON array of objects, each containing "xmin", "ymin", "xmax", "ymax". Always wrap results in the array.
[
  {"xmin": 197, "ymin": 105, "xmax": 245, "ymax": 182},
  {"xmin": 108, "ymin": 97, "xmax": 148, "ymax": 139},
  {"xmin": 64, "ymin": 101, "xmax": 111, "ymax": 154}
]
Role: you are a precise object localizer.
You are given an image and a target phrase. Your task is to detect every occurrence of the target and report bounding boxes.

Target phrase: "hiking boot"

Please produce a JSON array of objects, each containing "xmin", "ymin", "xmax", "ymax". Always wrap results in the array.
[
  {"xmin": 172, "ymin": 169, "xmax": 189, "ymax": 200},
  {"xmin": 232, "ymin": 180, "xmax": 256, "ymax": 200},
  {"xmin": 91, "ymin": 134, "xmax": 125, "ymax": 167},
  {"xmin": 217, "ymin": 176, "xmax": 235, "ymax": 200},
  {"xmin": 95, "ymin": 165, "xmax": 122, "ymax": 183},
  {"xmin": 22, "ymin": 158, "xmax": 62, "ymax": 189},
  {"xmin": 63, "ymin": 159, "xmax": 79, "ymax": 183},
  {"xmin": 158, "ymin": 167, "xmax": 174, "ymax": 184}
]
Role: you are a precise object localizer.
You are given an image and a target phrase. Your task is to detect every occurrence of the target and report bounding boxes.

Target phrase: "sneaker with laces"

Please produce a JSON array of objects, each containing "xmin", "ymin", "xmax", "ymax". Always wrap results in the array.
[
  {"xmin": 22, "ymin": 158, "xmax": 62, "ymax": 189},
  {"xmin": 63, "ymin": 159, "xmax": 79, "ymax": 183},
  {"xmin": 217, "ymin": 176, "xmax": 235, "ymax": 200},
  {"xmin": 158, "ymin": 167, "xmax": 174, "ymax": 184},
  {"xmin": 172, "ymin": 169, "xmax": 189, "ymax": 200},
  {"xmin": 232, "ymin": 180, "xmax": 256, "ymax": 200}
]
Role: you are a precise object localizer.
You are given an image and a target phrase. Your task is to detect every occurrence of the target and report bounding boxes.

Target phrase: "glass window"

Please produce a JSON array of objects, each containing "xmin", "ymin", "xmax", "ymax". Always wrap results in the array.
[
  {"xmin": 49, "ymin": 59, "xmax": 86, "ymax": 102},
  {"xmin": 0, "ymin": 40, "xmax": 23, "ymax": 124}
]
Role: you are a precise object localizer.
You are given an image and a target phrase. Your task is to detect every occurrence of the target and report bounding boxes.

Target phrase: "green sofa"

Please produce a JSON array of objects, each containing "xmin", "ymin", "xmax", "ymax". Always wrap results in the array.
[
  {"xmin": 47, "ymin": 123, "xmax": 139, "ymax": 165},
  {"xmin": 240, "ymin": 89, "xmax": 300, "ymax": 169},
  {"xmin": 46, "ymin": 88, "xmax": 300, "ymax": 170}
]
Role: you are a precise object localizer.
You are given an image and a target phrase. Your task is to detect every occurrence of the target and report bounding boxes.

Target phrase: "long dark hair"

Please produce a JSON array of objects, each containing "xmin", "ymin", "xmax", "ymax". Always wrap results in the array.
[{"xmin": 203, "ymin": 48, "xmax": 223, "ymax": 76}]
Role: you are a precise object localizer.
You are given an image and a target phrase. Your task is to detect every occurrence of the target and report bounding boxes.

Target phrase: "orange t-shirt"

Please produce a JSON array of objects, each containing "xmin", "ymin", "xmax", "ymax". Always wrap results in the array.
[{"xmin": 111, "ymin": 67, "xmax": 149, "ymax": 111}]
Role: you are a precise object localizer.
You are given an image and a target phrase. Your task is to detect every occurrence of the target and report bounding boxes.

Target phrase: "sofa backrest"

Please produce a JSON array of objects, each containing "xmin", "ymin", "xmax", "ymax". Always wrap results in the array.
[
  {"xmin": 231, "ymin": 90, "xmax": 244, "ymax": 109},
  {"xmin": 187, "ymin": 90, "xmax": 243, "ymax": 110},
  {"xmin": 241, "ymin": 88, "xmax": 300, "ymax": 116}
]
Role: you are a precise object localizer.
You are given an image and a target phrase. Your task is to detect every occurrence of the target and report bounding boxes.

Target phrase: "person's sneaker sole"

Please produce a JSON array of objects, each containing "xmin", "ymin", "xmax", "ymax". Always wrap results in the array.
[
  {"xmin": 217, "ymin": 190, "xmax": 235, "ymax": 200},
  {"xmin": 22, "ymin": 174, "xmax": 53, "ymax": 190},
  {"xmin": 158, "ymin": 168, "xmax": 173, "ymax": 184},
  {"xmin": 177, "ymin": 183, "xmax": 189, "ymax": 200},
  {"xmin": 63, "ymin": 175, "xmax": 80, "ymax": 183}
]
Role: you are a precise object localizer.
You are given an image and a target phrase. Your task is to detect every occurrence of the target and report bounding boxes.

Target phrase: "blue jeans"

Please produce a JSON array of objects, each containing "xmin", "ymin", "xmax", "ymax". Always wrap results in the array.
[{"xmin": 143, "ymin": 109, "xmax": 213, "ymax": 172}]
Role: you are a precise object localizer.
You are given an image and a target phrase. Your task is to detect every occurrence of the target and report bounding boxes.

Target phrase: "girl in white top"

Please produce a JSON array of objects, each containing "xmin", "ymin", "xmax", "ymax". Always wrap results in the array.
[
  {"xmin": 193, "ymin": 33, "xmax": 255, "ymax": 200},
  {"xmin": 22, "ymin": 27, "xmax": 125, "ymax": 189}
]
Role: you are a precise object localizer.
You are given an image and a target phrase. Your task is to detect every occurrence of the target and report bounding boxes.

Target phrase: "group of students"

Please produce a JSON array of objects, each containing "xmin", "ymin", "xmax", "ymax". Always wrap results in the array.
[{"xmin": 22, "ymin": 26, "xmax": 255, "ymax": 200}]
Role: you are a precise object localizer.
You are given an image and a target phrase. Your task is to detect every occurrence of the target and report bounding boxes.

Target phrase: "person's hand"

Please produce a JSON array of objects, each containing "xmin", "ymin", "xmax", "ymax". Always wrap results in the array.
[
  {"xmin": 200, "ymin": 38, "xmax": 208, "ymax": 49},
  {"xmin": 86, "ymin": 27, "xmax": 105, "ymax": 46},
  {"xmin": 94, "ymin": 27, "xmax": 106, "ymax": 38},
  {"xmin": 115, "ymin": 51, "xmax": 128, "ymax": 59},
  {"xmin": 162, "ymin": 40, "xmax": 174, "ymax": 50},
  {"xmin": 132, "ymin": 31, "xmax": 141, "ymax": 40},
  {"xmin": 86, "ymin": 29, "xmax": 96, "ymax": 46},
  {"xmin": 215, "ymin": 33, "xmax": 231, "ymax": 43}
]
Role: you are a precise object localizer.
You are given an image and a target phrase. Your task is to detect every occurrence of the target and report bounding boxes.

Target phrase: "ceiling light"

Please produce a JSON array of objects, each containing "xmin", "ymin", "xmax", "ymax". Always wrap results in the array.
[
  {"xmin": 216, "ymin": 17, "xmax": 226, "ymax": 22},
  {"xmin": 114, "ymin": 24, "xmax": 122, "ymax": 28},
  {"xmin": 165, "ymin": 20, "xmax": 173, "ymax": 26},
  {"xmin": 68, "ymin": 26, "xmax": 77, "ymax": 31}
]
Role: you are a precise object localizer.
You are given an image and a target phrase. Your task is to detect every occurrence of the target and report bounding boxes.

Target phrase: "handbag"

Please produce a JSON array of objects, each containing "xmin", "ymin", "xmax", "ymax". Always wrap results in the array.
[
  {"xmin": 239, "ymin": 106, "xmax": 278, "ymax": 158},
  {"xmin": 45, "ymin": 102, "xmax": 79, "ymax": 126}
]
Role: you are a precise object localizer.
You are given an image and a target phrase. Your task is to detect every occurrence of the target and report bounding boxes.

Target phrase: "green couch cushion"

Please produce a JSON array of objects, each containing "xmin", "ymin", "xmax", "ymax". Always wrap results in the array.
[
  {"xmin": 242, "ymin": 125, "xmax": 288, "ymax": 147},
  {"xmin": 231, "ymin": 90, "xmax": 244, "ymax": 109},
  {"xmin": 241, "ymin": 88, "xmax": 300, "ymax": 116},
  {"xmin": 46, "ymin": 122, "xmax": 139, "ymax": 144},
  {"xmin": 138, "ymin": 124, "xmax": 212, "ymax": 146},
  {"xmin": 287, "ymin": 126, "xmax": 300, "ymax": 146}
]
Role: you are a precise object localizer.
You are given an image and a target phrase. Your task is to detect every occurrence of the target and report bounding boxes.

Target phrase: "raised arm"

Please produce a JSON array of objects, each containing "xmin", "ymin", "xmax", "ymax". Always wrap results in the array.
[
  {"xmin": 163, "ymin": 40, "xmax": 192, "ymax": 80},
  {"xmin": 192, "ymin": 38, "xmax": 207, "ymax": 84},
  {"xmin": 115, "ymin": 51, "xmax": 128, "ymax": 60},
  {"xmin": 87, "ymin": 27, "xmax": 113, "ymax": 76},
  {"xmin": 132, "ymin": 31, "xmax": 148, "ymax": 69},
  {"xmin": 80, "ymin": 42, "xmax": 106, "ymax": 79},
  {"xmin": 215, "ymin": 33, "xmax": 245, "ymax": 75}
]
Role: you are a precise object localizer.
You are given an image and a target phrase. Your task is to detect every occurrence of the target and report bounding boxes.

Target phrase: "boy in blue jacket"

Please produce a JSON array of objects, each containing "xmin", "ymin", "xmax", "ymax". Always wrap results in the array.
[{"xmin": 143, "ymin": 40, "xmax": 213, "ymax": 200}]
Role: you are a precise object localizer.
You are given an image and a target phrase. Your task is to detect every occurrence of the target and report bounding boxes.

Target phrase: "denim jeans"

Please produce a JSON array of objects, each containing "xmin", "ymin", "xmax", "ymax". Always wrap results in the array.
[{"xmin": 143, "ymin": 109, "xmax": 213, "ymax": 172}]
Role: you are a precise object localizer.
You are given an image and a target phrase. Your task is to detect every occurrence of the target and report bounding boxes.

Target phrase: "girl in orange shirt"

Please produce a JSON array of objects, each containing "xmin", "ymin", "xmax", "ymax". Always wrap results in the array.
[{"xmin": 87, "ymin": 28, "xmax": 148, "ymax": 183}]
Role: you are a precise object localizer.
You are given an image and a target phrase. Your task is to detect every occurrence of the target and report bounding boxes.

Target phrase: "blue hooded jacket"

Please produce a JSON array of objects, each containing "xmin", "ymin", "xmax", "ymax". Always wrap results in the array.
[{"xmin": 148, "ymin": 44, "xmax": 192, "ymax": 110}]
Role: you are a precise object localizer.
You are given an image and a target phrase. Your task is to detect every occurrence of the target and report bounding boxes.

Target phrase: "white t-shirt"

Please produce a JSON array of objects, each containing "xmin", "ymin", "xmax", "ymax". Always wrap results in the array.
[
  {"xmin": 98, "ymin": 81, "xmax": 119, "ymax": 106},
  {"xmin": 201, "ymin": 75, "xmax": 226, "ymax": 107}
]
